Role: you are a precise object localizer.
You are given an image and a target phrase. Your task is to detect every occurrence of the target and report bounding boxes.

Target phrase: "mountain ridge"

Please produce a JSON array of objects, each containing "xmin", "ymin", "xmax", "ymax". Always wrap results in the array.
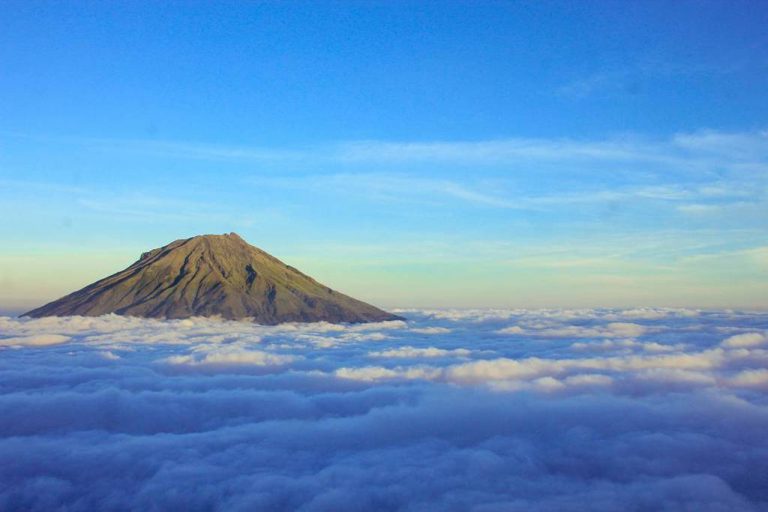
[{"xmin": 23, "ymin": 233, "xmax": 402, "ymax": 324}]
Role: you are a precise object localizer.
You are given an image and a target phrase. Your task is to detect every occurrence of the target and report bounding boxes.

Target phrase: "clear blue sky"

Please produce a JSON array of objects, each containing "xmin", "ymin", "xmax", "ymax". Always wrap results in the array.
[{"xmin": 1, "ymin": 0, "xmax": 767, "ymax": 311}]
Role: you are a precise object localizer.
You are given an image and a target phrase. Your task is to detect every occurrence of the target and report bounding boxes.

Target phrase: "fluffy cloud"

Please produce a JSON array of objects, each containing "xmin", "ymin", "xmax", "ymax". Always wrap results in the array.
[
  {"xmin": 571, "ymin": 339, "xmax": 682, "ymax": 352},
  {"xmin": 728, "ymin": 368, "xmax": 768, "ymax": 388},
  {"xmin": 0, "ymin": 334, "xmax": 70, "ymax": 346},
  {"xmin": 334, "ymin": 365, "xmax": 441, "ymax": 382},
  {"xmin": 605, "ymin": 307, "xmax": 700, "ymax": 320},
  {"xmin": 496, "ymin": 325, "xmax": 525, "ymax": 334},
  {"xmin": 0, "ymin": 309, "xmax": 766, "ymax": 511},
  {"xmin": 368, "ymin": 346, "xmax": 471, "ymax": 358},
  {"xmin": 722, "ymin": 332, "xmax": 767, "ymax": 348},
  {"xmin": 410, "ymin": 326, "xmax": 452, "ymax": 334},
  {"xmin": 164, "ymin": 348, "xmax": 296, "ymax": 367},
  {"xmin": 501, "ymin": 322, "xmax": 647, "ymax": 338}
]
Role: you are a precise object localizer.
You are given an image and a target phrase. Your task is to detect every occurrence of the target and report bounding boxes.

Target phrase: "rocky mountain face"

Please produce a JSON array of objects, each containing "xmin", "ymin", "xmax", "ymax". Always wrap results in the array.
[{"xmin": 23, "ymin": 233, "xmax": 402, "ymax": 324}]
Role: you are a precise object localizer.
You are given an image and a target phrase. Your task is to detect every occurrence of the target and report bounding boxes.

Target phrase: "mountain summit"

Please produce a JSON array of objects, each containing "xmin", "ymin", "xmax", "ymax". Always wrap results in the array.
[{"xmin": 23, "ymin": 233, "xmax": 402, "ymax": 324}]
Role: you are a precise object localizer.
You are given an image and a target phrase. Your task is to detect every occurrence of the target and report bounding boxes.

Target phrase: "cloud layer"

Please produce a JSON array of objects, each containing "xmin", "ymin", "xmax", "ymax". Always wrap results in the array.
[{"xmin": 1, "ymin": 309, "xmax": 767, "ymax": 511}]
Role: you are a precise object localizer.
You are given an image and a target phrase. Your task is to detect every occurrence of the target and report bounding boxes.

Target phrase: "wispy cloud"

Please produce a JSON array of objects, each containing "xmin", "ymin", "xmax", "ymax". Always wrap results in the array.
[
  {"xmin": 333, "ymin": 130, "xmax": 768, "ymax": 174},
  {"xmin": 334, "ymin": 137, "xmax": 665, "ymax": 165},
  {"xmin": 0, "ymin": 132, "xmax": 307, "ymax": 163},
  {"xmin": 6, "ymin": 128, "xmax": 768, "ymax": 170},
  {"xmin": 3, "ymin": 129, "xmax": 766, "ymax": 308},
  {"xmin": 270, "ymin": 173, "xmax": 523, "ymax": 209},
  {"xmin": 556, "ymin": 59, "xmax": 751, "ymax": 99},
  {"xmin": 265, "ymin": 172, "xmax": 761, "ymax": 214}
]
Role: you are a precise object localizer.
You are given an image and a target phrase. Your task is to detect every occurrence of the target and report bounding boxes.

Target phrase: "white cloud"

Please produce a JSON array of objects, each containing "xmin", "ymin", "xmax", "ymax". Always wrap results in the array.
[
  {"xmin": 334, "ymin": 365, "xmax": 440, "ymax": 382},
  {"xmin": 1, "ymin": 309, "xmax": 767, "ymax": 510},
  {"xmin": 722, "ymin": 332, "xmax": 767, "ymax": 348},
  {"xmin": 0, "ymin": 334, "xmax": 70, "ymax": 346},
  {"xmin": 410, "ymin": 326, "xmax": 452, "ymax": 334},
  {"xmin": 402, "ymin": 308, "xmax": 522, "ymax": 322},
  {"xmin": 161, "ymin": 340, "xmax": 296, "ymax": 367},
  {"xmin": 497, "ymin": 325, "xmax": 525, "ymax": 334},
  {"xmin": 501, "ymin": 322, "xmax": 647, "ymax": 338},
  {"xmin": 368, "ymin": 346, "xmax": 470, "ymax": 358},
  {"xmin": 608, "ymin": 307, "xmax": 700, "ymax": 320},
  {"xmin": 571, "ymin": 339, "xmax": 682, "ymax": 353},
  {"xmin": 447, "ymin": 357, "xmax": 565, "ymax": 383},
  {"xmin": 563, "ymin": 373, "xmax": 614, "ymax": 387},
  {"xmin": 164, "ymin": 349, "xmax": 295, "ymax": 367},
  {"xmin": 728, "ymin": 369, "xmax": 768, "ymax": 388}
]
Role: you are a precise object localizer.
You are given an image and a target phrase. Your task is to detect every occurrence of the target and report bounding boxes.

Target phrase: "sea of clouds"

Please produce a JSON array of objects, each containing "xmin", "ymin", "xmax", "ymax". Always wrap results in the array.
[{"xmin": 1, "ymin": 308, "xmax": 767, "ymax": 511}]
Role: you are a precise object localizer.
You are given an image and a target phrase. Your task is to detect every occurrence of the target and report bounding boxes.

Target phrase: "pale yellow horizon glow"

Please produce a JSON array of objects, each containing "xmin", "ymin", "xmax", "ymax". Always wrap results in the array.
[{"xmin": 2, "ymin": 244, "xmax": 766, "ymax": 313}]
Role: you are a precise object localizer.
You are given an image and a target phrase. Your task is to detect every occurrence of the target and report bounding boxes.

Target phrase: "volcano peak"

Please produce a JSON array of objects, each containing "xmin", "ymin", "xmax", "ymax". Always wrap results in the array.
[{"xmin": 24, "ymin": 234, "xmax": 402, "ymax": 324}]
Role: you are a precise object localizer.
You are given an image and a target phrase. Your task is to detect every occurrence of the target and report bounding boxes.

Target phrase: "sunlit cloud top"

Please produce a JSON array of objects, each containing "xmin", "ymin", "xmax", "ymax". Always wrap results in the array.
[{"xmin": 1, "ymin": 309, "xmax": 767, "ymax": 509}]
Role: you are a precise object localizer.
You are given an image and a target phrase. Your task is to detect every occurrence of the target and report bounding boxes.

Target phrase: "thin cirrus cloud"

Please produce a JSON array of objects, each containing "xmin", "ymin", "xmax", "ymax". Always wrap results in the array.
[
  {"xmin": 335, "ymin": 129, "xmax": 768, "ymax": 170},
  {"xmin": 2, "ymin": 131, "xmax": 765, "ymax": 245},
  {"xmin": 0, "ymin": 308, "xmax": 766, "ymax": 510},
  {"xmin": 235, "ymin": 129, "xmax": 766, "ymax": 221},
  {"xmin": 133, "ymin": 129, "xmax": 765, "ymax": 214},
  {"xmin": 8, "ymin": 127, "xmax": 767, "ymax": 168},
  {"xmin": 2, "ymin": 129, "xmax": 765, "ymax": 256}
]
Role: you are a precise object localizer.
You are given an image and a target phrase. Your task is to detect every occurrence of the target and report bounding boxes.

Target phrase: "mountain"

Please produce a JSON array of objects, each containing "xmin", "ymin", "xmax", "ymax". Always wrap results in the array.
[{"xmin": 23, "ymin": 233, "xmax": 402, "ymax": 324}]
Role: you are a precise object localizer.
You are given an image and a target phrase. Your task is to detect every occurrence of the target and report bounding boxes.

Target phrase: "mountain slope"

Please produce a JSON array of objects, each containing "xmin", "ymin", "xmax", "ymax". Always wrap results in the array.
[{"xmin": 23, "ymin": 233, "xmax": 402, "ymax": 324}]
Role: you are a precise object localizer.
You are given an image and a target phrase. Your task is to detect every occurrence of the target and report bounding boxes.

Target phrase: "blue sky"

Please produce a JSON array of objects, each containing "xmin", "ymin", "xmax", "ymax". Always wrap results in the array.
[{"xmin": 1, "ymin": 0, "xmax": 767, "ymax": 310}]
